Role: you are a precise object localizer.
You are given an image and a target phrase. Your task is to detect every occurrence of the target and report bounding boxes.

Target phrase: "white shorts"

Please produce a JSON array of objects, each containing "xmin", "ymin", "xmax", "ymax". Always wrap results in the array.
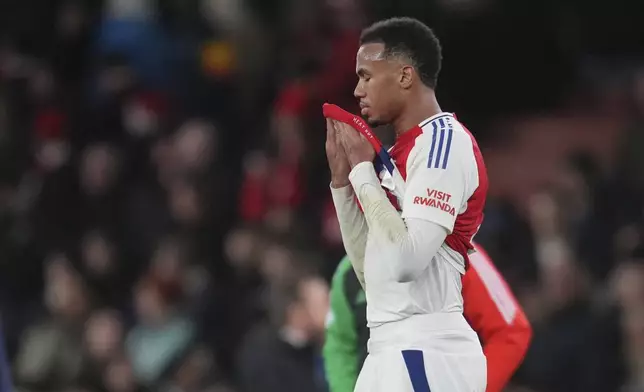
[{"xmin": 354, "ymin": 313, "xmax": 486, "ymax": 392}]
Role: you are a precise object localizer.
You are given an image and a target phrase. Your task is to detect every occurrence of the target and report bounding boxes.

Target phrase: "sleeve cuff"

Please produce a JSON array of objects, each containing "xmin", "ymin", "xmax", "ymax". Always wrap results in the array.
[
  {"xmin": 330, "ymin": 183, "xmax": 354, "ymax": 202},
  {"xmin": 349, "ymin": 162, "xmax": 380, "ymax": 189}
]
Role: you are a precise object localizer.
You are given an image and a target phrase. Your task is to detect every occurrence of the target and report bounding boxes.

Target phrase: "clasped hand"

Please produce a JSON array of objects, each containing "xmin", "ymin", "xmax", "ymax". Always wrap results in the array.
[
  {"xmin": 332, "ymin": 120, "xmax": 376, "ymax": 167},
  {"xmin": 323, "ymin": 105, "xmax": 376, "ymax": 187}
]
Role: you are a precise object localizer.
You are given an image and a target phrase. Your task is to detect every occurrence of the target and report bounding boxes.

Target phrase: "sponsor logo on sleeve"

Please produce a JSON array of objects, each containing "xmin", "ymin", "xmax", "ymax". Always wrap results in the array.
[{"xmin": 413, "ymin": 188, "xmax": 456, "ymax": 216}]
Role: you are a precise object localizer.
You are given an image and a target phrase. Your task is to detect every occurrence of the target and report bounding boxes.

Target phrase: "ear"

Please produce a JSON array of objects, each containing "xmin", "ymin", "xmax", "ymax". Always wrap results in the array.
[{"xmin": 399, "ymin": 65, "xmax": 414, "ymax": 89}]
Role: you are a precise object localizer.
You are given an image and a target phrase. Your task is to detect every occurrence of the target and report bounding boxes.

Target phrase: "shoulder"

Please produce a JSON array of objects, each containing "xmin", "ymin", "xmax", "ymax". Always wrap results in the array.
[
  {"xmin": 331, "ymin": 256, "xmax": 353, "ymax": 289},
  {"xmin": 419, "ymin": 116, "xmax": 473, "ymax": 151},
  {"xmin": 332, "ymin": 256, "xmax": 362, "ymax": 301},
  {"xmin": 408, "ymin": 120, "xmax": 475, "ymax": 172},
  {"xmin": 239, "ymin": 323, "xmax": 275, "ymax": 353},
  {"xmin": 330, "ymin": 256, "xmax": 353, "ymax": 302},
  {"xmin": 333, "ymin": 256, "xmax": 353, "ymax": 280}
]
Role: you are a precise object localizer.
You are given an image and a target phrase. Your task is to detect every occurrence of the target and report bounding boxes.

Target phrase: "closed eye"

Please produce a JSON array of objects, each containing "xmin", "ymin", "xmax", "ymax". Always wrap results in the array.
[{"xmin": 357, "ymin": 68, "xmax": 371, "ymax": 81}]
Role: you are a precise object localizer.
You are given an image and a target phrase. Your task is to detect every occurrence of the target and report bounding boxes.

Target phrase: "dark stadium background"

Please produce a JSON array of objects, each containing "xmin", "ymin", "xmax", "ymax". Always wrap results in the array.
[{"xmin": 1, "ymin": 0, "xmax": 644, "ymax": 391}]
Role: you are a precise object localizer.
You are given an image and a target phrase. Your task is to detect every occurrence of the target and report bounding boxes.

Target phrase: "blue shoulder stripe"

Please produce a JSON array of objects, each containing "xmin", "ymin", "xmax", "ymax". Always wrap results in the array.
[{"xmin": 426, "ymin": 116, "xmax": 454, "ymax": 169}]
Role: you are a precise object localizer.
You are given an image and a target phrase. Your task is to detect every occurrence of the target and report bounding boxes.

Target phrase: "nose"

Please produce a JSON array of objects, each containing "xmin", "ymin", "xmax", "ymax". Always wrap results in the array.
[{"xmin": 354, "ymin": 81, "xmax": 365, "ymax": 99}]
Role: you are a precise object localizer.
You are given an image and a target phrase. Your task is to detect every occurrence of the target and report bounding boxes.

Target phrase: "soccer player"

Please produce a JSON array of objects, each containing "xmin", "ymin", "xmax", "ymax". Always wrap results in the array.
[
  {"xmin": 325, "ymin": 17, "xmax": 489, "ymax": 391},
  {"xmin": 323, "ymin": 244, "xmax": 532, "ymax": 392}
]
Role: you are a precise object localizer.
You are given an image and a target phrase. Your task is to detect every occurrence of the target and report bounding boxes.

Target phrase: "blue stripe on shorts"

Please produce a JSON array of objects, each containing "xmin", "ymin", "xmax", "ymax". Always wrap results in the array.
[{"xmin": 402, "ymin": 350, "xmax": 431, "ymax": 392}]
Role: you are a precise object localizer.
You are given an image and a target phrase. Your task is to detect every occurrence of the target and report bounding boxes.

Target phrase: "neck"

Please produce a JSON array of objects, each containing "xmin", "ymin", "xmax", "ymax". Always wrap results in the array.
[{"xmin": 393, "ymin": 89, "xmax": 441, "ymax": 137}]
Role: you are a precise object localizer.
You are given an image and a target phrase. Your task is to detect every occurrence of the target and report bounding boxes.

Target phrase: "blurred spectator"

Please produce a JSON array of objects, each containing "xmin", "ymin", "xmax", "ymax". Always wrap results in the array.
[
  {"xmin": 167, "ymin": 179, "xmax": 204, "ymax": 229},
  {"xmin": 517, "ymin": 253, "xmax": 595, "ymax": 392},
  {"xmin": 79, "ymin": 229, "xmax": 127, "ymax": 307},
  {"xmin": 77, "ymin": 143, "xmax": 124, "ymax": 238},
  {"xmin": 14, "ymin": 255, "xmax": 89, "ymax": 390},
  {"xmin": 103, "ymin": 354, "xmax": 145, "ymax": 392},
  {"xmin": 609, "ymin": 247, "xmax": 644, "ymax": 392},
  {"xmin": 258, "ymin": 242, "xmax": 299, "ymax": 287},
  {"xmin": 236, "ymin": 274, "xmax": 329, "ymax": 392},
  {"xmin": 125, "ymin": 277, "xmax": 195, "ymax": 388},
  {"xmin": 79, "ymin": 144, "xmax": 120, "ymax": 197},
  {"xmin": 172, "ymin": 120, "xmax": 218, "ymax": 175},
  {"xmin": 516, "ymin": 190, "xmax": 597, "ymax": 392},
  {"xmin": 76, "ymin": 309, "xmax": 125, "ymax": 391},
  {"xmin": 85, "ymin": 310, "xmax": 123, "ymax": 364},
  {"xmin": 159, "ymin": 345, "xmax": 225, "ymax": 392}
]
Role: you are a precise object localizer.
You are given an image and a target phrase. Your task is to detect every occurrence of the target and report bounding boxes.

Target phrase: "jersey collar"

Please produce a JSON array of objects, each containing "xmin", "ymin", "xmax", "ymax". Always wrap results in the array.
[
  {"xmin": 396, "ymin": 112, "xmax": 455, "ymax": 144},
  {"xmin": 418, "ymin": 112, "xmax": 455, "ymax": 129}
]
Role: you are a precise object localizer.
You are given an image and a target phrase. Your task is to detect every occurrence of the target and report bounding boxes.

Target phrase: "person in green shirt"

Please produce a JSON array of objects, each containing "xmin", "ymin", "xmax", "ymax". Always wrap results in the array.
[{"xmin": 323, "ymin": 256, "xmax": 367, "ymax": 392}]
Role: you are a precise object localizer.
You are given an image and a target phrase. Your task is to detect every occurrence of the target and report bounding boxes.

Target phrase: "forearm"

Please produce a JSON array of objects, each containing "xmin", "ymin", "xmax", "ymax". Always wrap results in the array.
[
  {"xmin": 349, "ymin": 162, "xmax": 447, "ymax": 282},
  {"xmin": 330, "ymin": 185, "xmax": 368, "ymax": 287}
]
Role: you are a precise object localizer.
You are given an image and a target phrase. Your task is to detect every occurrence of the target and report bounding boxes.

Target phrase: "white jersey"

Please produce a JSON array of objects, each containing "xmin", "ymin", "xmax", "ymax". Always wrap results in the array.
[{"xmin": 361, "ymin": 112, "xmax": 488, "ymax": 327}]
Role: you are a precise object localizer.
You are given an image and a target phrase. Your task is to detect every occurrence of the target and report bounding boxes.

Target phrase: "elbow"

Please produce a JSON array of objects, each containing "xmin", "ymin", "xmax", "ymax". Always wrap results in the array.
[
  {"xmin": 512, "ymin": 313, "xmax": 533, "ymax": 355},
  {"xmin": 517, "ymin": 320, "xmax": 533, "ymax": 355},
  {"xmin": 501, "ymin": 320, "xmax": 533, "ymax": 360}
]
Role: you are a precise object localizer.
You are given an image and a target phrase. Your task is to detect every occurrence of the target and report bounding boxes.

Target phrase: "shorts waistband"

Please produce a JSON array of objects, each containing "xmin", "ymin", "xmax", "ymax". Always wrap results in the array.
[{"xmin": 367, "ymin": 312, "xmax": 475, "ymax": 354}]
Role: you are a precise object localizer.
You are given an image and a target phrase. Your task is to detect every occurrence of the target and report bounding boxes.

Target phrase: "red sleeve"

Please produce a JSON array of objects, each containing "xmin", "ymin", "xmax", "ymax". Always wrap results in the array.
[{"xmin": 462, "ymin": 245, "xmax": 532, "ymax": 392}]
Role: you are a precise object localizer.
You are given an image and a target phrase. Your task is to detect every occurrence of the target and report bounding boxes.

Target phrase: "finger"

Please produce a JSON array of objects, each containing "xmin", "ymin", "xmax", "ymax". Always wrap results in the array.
[
  {"xmin": 358, "ymin": 132, "xmax": 370, "ymax": 144},
  {"xmin": 339, "ymin": 122, "xmax": 361, "ymax": 144},
  {"xmin": 338, "ymin": 127, "xmax": 352, "ymax": 151},
  {"xmin": 323, "ymin": 103, "xmax": 354, "ymax": 124},
  {"xmin": 334, "ymin": 122, "xmax": 345, "ymax": 147},
  {"xmin": 323, "ymin": 103, "xmax": 373, "ymax": 137},
  {"xmin": 332, "ymin": 121, "xmax": 347, "ymax": 140},
  {"xmin": 326, "ymin": 118, "xmax": 336, "ymax": 144},
  {"xmin": 341, "ymin": 122, "xmax": 376, "ymax": 156},
  {"xmin": 329, "ymin": 121, "xmax": 345, "ymax": 151},
  {"xmin": 333, "ymin": 121, "xmax": 345, "ymax": 140}
]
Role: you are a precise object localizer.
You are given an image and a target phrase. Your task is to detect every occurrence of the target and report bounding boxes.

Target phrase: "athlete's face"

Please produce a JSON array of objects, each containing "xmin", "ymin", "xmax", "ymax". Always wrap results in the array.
[{"xmin": 354, "ymin": 43, "xmax": 406, "ymax": 127}]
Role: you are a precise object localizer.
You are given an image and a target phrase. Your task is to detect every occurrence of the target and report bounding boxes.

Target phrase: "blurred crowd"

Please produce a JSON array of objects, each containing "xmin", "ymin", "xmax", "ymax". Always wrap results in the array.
[{"xmin": 1, "ymin": 0, "xmax": 644, "ymax": 391}]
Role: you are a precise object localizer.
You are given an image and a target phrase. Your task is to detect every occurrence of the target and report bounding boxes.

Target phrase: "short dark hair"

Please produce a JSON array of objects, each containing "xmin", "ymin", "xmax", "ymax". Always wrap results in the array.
[
  {"xmin": 266, "ymin": 280, "xmax": 300, "ymax": 327},
  {"xmin": 360, "ymin": 17, "xmax": 442, "ymax": 89},
  {"xmin": 265, "ymin": 269, "xmax": 318, "ymax": 327}
]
